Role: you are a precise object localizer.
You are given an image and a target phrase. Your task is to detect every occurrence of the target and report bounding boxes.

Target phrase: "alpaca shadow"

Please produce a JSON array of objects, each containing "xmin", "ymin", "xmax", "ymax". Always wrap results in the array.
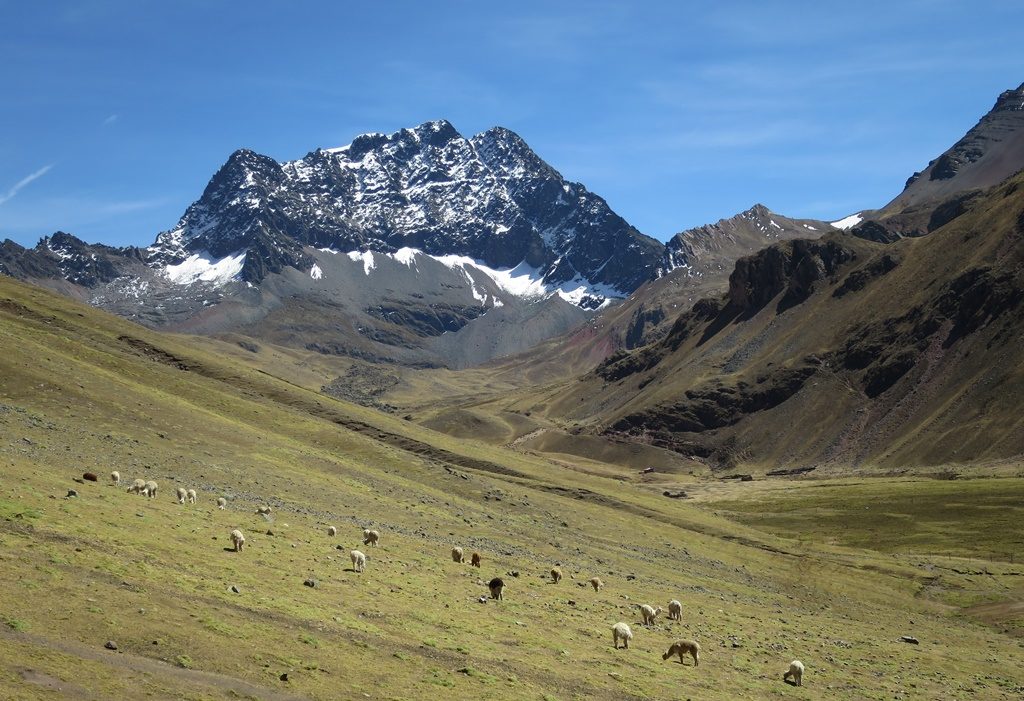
[
  {"xmin": 223, "ymin": 547, "xmax": 238, "ymax": 552},
  {"xmin": 784, "ymin": 679, "xmax": 799, "ymax": 687}
]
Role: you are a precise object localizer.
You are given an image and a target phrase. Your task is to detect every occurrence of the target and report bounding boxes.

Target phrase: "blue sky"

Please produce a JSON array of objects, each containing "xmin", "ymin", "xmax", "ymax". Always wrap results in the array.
[{"xmin": 1, "ymin": 1, "xmax": 1022, "ymax": 248}]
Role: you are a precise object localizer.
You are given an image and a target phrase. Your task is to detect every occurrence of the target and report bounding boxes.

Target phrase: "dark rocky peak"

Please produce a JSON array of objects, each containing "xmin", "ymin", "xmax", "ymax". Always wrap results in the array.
[
  {"xmin": 738, "ymin": 203, "xmax": 772, "ymax": 223},
  {"xmin": 992, "ymin": 82, "xmax": 1024, "ymax": 113},
  {"xmin": 664, "ymin": 203, "xmax": 825, "ymax": 273},
  {"xmin": 28, "ymin": 231, "xmax": 126, "ymax": 287},
  {"xmin": 0, "ymin": 238, "xmax": 62, "ymax": 279},
  {"xmin": 410, "ymin": 119, "xmax": 461, "ymax": 146},
  {"xmin": 204, "ymin": 148, "xmax": 284, "ymax": 198},
  {"xmin": 346, "ymin": 132, "xmax": 388, "ymax": 160},
  {"xmin": 471, "ymin": 127, "xmax": 558, "ymax": 181},
  {"xmin": 40, "ymin": 230, "xmax": 90, "ymax": 255}
]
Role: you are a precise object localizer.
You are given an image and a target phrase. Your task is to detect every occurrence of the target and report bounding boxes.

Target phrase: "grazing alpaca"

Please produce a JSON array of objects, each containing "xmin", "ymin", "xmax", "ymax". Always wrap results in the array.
[
  {"xmin": 784, "ymin": 660, "xmax": 804, "ymax": 686},
  {"xmin": 668, "ymin": 599, "xmax": 682, "ymax": 621},
  {"xmin": 662, "ymin": 640, "xmax": 700, "ymax": 666},
  {"xmin": 639, "ymin": 604, "xmax": 662, "ymax": 626},
  {"xmin": 350, "ymin": 550, "xmax": 366, "ymax": 573},
  {"xmin": 612, "ymin": 622, "xmax": 633, "ymax": 649}
]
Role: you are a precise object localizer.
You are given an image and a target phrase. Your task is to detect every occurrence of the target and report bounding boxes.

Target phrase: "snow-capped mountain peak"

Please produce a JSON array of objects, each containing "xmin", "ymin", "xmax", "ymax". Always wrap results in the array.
[{"xmin": 141, "ymin": 120, "xmax": 665, "ymax": 302}]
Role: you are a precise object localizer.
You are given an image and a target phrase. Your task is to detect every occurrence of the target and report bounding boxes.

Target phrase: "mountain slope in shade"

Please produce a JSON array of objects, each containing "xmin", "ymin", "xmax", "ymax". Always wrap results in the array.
[{"xmin": 538, "ymin": 172, "xmax": 1024, "ymax": 472}]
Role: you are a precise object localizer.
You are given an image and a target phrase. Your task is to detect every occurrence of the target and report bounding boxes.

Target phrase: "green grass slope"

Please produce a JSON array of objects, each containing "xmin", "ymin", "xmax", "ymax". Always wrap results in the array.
[{"xmin": 1, "ymin": 275, "xmax": 1023, "ymax": 699}]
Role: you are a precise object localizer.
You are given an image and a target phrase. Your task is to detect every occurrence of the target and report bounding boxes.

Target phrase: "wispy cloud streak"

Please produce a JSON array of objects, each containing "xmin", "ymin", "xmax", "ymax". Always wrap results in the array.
[{"xmin": 0, "ymin": 165, "xmax": 53, "ymax": 205}]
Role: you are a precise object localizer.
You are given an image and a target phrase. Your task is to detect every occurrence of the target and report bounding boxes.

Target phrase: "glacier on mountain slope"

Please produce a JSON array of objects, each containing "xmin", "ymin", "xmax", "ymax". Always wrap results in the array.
[{"xmin": 163, "ymin": 250, "xmax": 246, "ymax": 285}]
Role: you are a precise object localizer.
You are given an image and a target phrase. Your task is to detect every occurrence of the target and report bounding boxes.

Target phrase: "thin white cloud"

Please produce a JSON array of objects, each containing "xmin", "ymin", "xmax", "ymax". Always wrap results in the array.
[
  {"xmin": 0, "ymin": 165, "xmax": 53, "ymax": 206},
  {"xmin": 103, "ymin": 114, "xmax": 119, "ymax": 125},
  {"xmin": 96, "ymin": 198, "xmax": 169, "ymax": 215}
]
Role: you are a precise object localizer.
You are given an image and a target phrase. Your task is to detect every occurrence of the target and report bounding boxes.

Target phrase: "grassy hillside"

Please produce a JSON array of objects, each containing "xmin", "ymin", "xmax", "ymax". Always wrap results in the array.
[
  {"xmin": 520, "ymin": 172, "xmax": 1024, "ymax": 473},
  {"xmin": 1, "ymin": 275, "xmax": 1023, "ymax": 699}
]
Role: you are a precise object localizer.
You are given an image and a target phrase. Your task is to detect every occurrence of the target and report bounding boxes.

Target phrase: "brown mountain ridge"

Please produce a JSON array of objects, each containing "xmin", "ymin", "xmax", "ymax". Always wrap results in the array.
[{"xmin": 534, "ymin": 172, "xmax": 1024, "ymax": 472}]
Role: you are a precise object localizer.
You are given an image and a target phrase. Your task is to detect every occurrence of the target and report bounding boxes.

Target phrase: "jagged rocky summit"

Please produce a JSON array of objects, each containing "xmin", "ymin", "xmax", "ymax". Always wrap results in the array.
[
  {"xmin": 146, "ymin": 119, "xmax": 671, "ymax": 304},
  {"xmin": 0, "ymin": 119, "xmax": 829, "ymax": 367}
]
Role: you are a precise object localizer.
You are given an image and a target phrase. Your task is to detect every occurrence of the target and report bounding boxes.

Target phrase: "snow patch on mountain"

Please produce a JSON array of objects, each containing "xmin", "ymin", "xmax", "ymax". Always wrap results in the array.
[
  {"xmin": 310, "ymin": 263, "xmax": 323, "ymax": 280},
  {"xmin": 347, "ymin": 250, "xmax": 377, "ymax": 275},
  {"xmin": 393, "ymin": 247, "xmax": 420, "ymax": 267},
  {"xmin": 352, "ymin": 247, "xmax": 621, "ymax": 308},
  {"xmin": 163, "ymin": 250, "xmax": 246, "ymax": 285},
  {"xmin": 830, "ymin": 213, "xmax": 863, "ymax": 230}
]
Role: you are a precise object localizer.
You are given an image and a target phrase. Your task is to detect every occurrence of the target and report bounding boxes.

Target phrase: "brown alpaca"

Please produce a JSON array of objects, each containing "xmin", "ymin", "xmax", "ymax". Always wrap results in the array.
[
  {"xmin": 471, "ymin": 552, "xmax": 482, "ymax": 567},
  {"xmin": 551, "ymin": 567, "xmax": 562, "ymax": 584},
  {"xmin": 662, "ymin": 640, "xmax": 700, "ymax": 666}
]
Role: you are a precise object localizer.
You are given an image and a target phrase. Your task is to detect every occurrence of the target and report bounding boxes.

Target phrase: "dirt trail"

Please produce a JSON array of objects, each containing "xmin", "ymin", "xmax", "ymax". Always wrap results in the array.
[{"xmin": 505, "ymin": 427, "xmax": 547, "ymax": 449}]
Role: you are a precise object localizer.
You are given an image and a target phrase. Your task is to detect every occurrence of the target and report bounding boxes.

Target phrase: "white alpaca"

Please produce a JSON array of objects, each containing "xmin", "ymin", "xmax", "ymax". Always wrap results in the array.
[
  {"xmin": 612, "ymin": 622, "xmax": 633, "ymax": 649},
  {"xmin": 451, "ymin": 546, "xmax": 465, "ymax": 563},
  {"xmin": 639, "ymin": 604, "xmax": 663, "ymax": 626},
  {"xmin": 176, "ymin": 487, "xmax": 187, "ymax": 504},
  {"xmin": 256, "ymin": 505, "xmax": 272, "ymax": 515},
  {"xmin": 127, "ymin": 478, "xmax": 146, "ymax": 494},
  {"xmin": 363, "ymin": 529, "xmax": 380, "ymax": 547},
  {"xmin": 143, "ymin": 480, "xmax": 158, "ymax": 498},
  {"xmin": 216, "ymin": 497, "xmax": 227, "ymax": 509},
  {"xmin": 350, "ymin": 549, "xmax": 366, "ymax": 573},
  {"xmin": 668, "ymin": 599, "xmax": 682, "ymax": 621},
  {"xmin": 550, "ymin": 567, "xmax": 562, "ymax": 584},
  {"xmin": 110, "ymin": 471, "xmax": 120, "ymax": 486},
  {"xmin": 187, "ymin": 489, "xmax": 196, "ymax": 504},
  {"xmin": 590, "ymin": 577, "xmax": 604, "ymax": 592},
  {"xmin": 784, "ymin": 660, "xmax": 804, "ymax": 686},
  {"xmin": 327, "ymin": 526, "xmax": 337, "ymax": 537},
  {"xmin": 230, "ymin": 529, "xmax": 245, "ymax": 552}
]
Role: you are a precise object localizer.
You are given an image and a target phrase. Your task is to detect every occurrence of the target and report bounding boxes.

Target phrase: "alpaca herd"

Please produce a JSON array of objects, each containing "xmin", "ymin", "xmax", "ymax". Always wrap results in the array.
[{"xmin": 105, "ymin": 473, "xmax": 807, "ymax": 687}]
